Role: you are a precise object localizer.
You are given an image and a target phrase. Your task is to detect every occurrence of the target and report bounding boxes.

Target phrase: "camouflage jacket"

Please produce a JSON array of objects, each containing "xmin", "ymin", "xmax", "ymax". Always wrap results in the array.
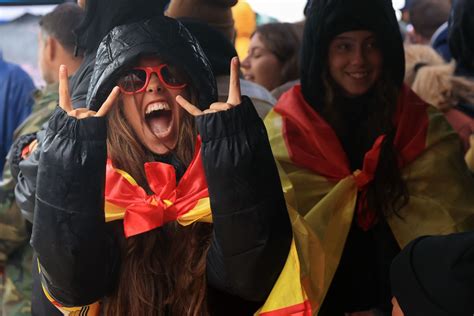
[{"xmin": 0, "ymin": 83, "xmax": 58, "ymax": 316}]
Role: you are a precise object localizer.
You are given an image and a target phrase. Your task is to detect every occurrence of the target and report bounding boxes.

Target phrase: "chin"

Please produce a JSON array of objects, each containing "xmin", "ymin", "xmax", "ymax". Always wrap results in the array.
[
  {"xmin": 146, "ymin": 137, "xmax": 178, "ymax": 156},
  {"xmin": 342, "ymin": 84, "xmax": 375, "ymax": 97}
]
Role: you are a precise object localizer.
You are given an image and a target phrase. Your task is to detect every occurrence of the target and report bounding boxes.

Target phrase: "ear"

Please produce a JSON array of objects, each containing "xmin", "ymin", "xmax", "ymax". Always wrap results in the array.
[{"xmin": 46, "ymin": 36, "xmax": 57, "ymax": 63}]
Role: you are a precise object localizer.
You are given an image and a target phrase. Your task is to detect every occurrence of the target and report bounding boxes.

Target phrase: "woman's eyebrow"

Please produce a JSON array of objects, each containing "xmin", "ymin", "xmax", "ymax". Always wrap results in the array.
[{"xmin": 333, "ymin": 36, "xmax": 355, "ymax": 41}]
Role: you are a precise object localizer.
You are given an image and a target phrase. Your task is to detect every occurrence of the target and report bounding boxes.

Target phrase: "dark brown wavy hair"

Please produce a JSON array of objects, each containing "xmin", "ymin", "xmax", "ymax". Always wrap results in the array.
[
  {"xmin": 321, "ymin": 69, "xmax": 410, "ymax": 221},
  {"xmin": 104, "ymin": 87, "xmax": 213, "ymax": 315}
]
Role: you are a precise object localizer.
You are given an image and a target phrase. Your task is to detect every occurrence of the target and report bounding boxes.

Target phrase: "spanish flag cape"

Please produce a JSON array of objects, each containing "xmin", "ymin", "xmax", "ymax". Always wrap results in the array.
[
  {"xmin": 47, "ymin": 138, "xmax": 311, "ymax": 315},
  {"xmin": 264, "ymin": 85, "xmax": 474, "ymax": 314}
]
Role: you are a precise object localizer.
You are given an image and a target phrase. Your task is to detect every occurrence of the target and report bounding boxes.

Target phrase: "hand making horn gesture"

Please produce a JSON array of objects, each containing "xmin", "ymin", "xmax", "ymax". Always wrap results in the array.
[
  {"xmin": 58, "ymin": 65, "xmax": 121, "ymax": 119},
  {"xmin": 176, "ymin": 57, "xmax": 242, "ymax": 115}
]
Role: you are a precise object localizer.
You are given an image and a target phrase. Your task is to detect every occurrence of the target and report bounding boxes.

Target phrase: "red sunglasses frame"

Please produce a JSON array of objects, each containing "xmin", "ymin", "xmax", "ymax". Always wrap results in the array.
[{"xmin": 118, "ymin": 64, "xmax": 187, "ymax": 94}]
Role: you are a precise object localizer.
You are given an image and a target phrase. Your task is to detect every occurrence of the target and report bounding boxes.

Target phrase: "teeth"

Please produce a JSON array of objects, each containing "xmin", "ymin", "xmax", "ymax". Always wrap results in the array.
[
  {"xmin": 348, "ymin": 72, "xmax": 368, "ymax": 79},
  {"xmin": 146, "ymin": 102, "xmax": 170, "ymax": 115}
]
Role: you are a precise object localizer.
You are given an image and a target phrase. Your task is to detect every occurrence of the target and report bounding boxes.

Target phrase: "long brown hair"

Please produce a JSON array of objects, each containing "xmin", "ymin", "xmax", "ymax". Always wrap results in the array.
[
  {"xmin": 321, "ymin": 69, "xmax": 409, "ymax": 220},
  {"xmin": 104, "ymin": 88, "xmax": 213, "ymax": 315}
]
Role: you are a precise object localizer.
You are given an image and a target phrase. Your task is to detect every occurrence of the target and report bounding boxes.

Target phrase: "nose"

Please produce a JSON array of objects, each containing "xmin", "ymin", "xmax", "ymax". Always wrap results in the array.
[
  {"xmin": 351, "ymin": 46, "xmax": 366, "ymax": 66},
  {"xmin": 146, "ymin": 73, "xmax": 163, "ymax": 93},
  {"xmin": 241, "ymin": 55, "xmax": 251, "ymax": 69}
]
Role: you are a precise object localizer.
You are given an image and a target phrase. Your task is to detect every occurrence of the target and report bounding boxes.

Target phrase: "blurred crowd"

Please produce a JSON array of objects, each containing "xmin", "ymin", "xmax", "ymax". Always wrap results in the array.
[{"xmin": 0, "ymin": 0, "xmax": 473, "ymax": 315}]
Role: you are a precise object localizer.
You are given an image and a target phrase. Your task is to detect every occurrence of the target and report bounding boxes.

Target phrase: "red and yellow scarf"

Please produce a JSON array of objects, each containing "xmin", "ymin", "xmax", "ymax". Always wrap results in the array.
[
  {"xmin": 104, "ymin": 138, "xmax": 211, "ymax": 236},
  {"xmin": 274, "ymin": 85, "xmax": 429, "ymax": 230}
]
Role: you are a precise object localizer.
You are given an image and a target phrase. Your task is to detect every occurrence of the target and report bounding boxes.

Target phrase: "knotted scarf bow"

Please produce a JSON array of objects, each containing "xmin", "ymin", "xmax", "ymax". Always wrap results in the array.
[
  {"xmin": 274, "ymin": 85, "xmax": 429, "ymax": 231},
  {"xmin": 104, "ymin": 138, "xmax": 211, "ymax": 237}
]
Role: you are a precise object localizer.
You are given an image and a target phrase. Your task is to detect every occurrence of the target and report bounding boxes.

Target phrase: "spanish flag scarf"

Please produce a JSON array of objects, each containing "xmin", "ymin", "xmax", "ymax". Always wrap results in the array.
[
  {"xmin": 104, "ymin": 138, "xmax": 212, "ymax": 236},
  {"xmin": 265, "ymin": 85, "xmax": 474, "ymax": 313},
  {"xmin": 274, "ymin": 84, "xmax": 429, "ymax": 230},
  {"xmin": 101, "ymin": 137, "xmax": 311, "ymax": 315}
]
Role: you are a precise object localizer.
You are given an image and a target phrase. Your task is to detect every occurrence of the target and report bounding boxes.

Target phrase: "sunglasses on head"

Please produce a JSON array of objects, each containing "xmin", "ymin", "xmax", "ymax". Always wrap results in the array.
[{"xmin": 117, "ymin": 64, "xmax": 187, "ymax": 94}]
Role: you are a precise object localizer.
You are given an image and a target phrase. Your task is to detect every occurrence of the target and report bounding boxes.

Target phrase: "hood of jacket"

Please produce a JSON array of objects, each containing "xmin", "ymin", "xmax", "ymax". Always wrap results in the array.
[
  {"xmin": 300, "ymin": 0, "xmax": 405, "ymax": 110},
  {"xmin": 448, "ymin": 0, "xmax": 474, "ymax": 77},
  {"xmin": 86, "ymin": 16, "xmax": 217, "ymax": 111},
  {"xmin": 178, "ymin": 18, "xmax": 238, "ymax": 77}
]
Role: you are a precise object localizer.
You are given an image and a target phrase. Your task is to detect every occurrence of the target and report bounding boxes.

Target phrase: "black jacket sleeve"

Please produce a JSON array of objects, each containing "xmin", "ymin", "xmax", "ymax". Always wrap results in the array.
[
  {"xmin": 30, "ymin": 107, "xmax": 111, "ymax": 306},
  {"xmin": 197, "ymin": 97, "xmax": 292, "ymax": 302},
  {"xmin": 10, "ymin": 130, "xmax": 44, "ymax": 224}
]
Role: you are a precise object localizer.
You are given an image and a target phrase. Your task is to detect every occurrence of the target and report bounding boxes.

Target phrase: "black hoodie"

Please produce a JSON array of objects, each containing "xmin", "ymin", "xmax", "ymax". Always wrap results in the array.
[
  {"xmin": 449, "ymin": 0, "xmax": 474, "ymax": 78},
  {"xmin": 300, "ymin": 0, "xmax": 405, "ymax": 111}
]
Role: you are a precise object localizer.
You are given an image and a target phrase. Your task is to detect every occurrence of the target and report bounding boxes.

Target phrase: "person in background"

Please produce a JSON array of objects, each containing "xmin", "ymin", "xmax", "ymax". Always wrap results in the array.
[
  {"xmin": 404, "ymin": 44, "xmax": 445, "ymax": 87},
  {"xmin": 390, "ymin": 232, "xmax": 474, "ymax": 316},
  {"xmin": 241, "ymin": 22, "xmax": 301, "ymax": 99},
  {"xmin": 408, "ymin": 0, "xmax": 452, "ymax": 61},
  {"xmin": 448, "ymin": 0, "xmax": 474, "ymax": 172},
  {"xmin": 166, "ymin": 0, "xmax": 277, "ymax": 118},
  {"xmin": 0, "ymin": 52, "xmax": 35, "ymax": 179},
  {"xmin": 404, "ymin": 44, "xmax": 474, "ymax": 150},
  {"xmin": 0, "ymin": 4, "xmax": 84, "ymax": 316},
  {"xmin": 264, "ymin": 0, "xmax": 474, "ymax": 314},
  {"xmin": 37, "ymin": 3, "xmax": 83, "ymax": 86},
  {"xmin": 448, "ymin": 0, "xmax": 474, "ymax": 89},
  {"xmin": 399, "ymin": 0, "xmax": 412, "ymax": 40}
]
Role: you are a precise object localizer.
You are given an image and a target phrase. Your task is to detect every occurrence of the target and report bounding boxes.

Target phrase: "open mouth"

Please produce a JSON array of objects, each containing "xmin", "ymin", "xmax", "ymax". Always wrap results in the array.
[{"xmin": 145, "ymin": 101, "xmax": 173, "ymax": 138}]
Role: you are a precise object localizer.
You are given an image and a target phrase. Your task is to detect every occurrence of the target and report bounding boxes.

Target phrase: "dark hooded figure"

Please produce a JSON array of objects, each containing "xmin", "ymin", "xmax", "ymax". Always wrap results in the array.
[
  {"xmin": 449, "ymin": 0, "xmax": 474, "ymax": 79},
  {"xmin": 448, "ymin": 0, "xmax": 474, "ymax": 117},
  {"xmin": 391, "ymin": 232, "xmax": 474, "ymax": 316},
  {"xmin": 264, "ymin": 0, "xmax": 474, "ymax": 315},
  {"xmin": 26, "ymin": 16, "xmax": 292, "ymax": 315}
]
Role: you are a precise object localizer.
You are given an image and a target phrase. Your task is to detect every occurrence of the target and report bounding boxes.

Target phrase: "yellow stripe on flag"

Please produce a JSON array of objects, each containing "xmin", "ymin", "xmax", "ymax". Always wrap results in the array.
[
  {"xmin": 256, "ymin": 240, "xmax": 311, "ymax": 315},
  {"xmin": 104, "ymin": 201, "xmax": 126, "ymax": 223},
  {"xmin": 177, "ymin": 197, "xmax": 213, "ymax": 225}
]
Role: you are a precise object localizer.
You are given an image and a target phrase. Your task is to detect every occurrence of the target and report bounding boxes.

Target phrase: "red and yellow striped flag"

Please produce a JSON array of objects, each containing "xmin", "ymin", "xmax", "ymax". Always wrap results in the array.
[{"xmin": 265, "ymin": 85, "xmax": 474, "ymax": 314}]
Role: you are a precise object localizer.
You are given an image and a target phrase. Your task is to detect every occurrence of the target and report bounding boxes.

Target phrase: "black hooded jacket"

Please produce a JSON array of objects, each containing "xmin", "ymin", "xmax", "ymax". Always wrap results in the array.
[
  {"xmin": 29, "ymin": 16, "xmax": 291, "ymax": 315},
  {"xmin": 449, "ymin": 0, "xmax": 474, "ymax": 79},
  {"xmin": 300, "ymin": 0, "xmax": 405, "ymax": 111},
  {"xmin": 448, "ymin": 0, "xmax": 474, "ymax": 116}
]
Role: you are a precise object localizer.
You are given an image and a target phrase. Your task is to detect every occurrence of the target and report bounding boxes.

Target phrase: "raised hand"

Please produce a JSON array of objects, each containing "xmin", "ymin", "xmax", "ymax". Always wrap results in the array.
[
  {"xmin": 58, "ymin": 65, "xmax": 120, "ymax": 119},
  {"xmin": 176, "ymin": 57, "xmax": 242, "ymax": 116}
]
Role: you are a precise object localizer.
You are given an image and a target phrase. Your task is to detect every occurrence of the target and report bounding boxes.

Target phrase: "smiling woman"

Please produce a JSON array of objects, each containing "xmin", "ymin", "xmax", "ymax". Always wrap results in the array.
[
  {"xmin": 264, "ymin": 0, "xmax": 474, "ymax": 315},
  {"xmin": 328, "ymin": 30, "xmax": 383, "ymax": 97}
]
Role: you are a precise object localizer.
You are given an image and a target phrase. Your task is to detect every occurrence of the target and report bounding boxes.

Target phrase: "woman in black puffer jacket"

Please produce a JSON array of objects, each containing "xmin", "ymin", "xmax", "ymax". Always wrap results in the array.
[{"xmin": 29, "ymin": 16, "xmax": 291, "ymax": 315}]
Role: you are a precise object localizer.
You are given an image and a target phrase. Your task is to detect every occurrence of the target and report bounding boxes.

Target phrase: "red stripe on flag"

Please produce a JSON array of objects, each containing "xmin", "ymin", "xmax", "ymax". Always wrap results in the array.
[{"xmin": 258, "ymin": 300, "xmax": 312, "ymax": 316}]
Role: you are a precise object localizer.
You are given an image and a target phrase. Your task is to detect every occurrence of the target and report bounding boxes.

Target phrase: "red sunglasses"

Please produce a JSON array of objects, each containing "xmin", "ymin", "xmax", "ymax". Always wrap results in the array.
[{"xmin": 117, "ymin": 64, "xmax": 187, "ymax": 94}]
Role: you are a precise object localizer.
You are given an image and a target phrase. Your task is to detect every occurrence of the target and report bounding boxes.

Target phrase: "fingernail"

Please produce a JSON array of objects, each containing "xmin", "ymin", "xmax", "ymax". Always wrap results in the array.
[{"xmin": 60, "ymin": 65, "xmax": 66, "ymax": 72}]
